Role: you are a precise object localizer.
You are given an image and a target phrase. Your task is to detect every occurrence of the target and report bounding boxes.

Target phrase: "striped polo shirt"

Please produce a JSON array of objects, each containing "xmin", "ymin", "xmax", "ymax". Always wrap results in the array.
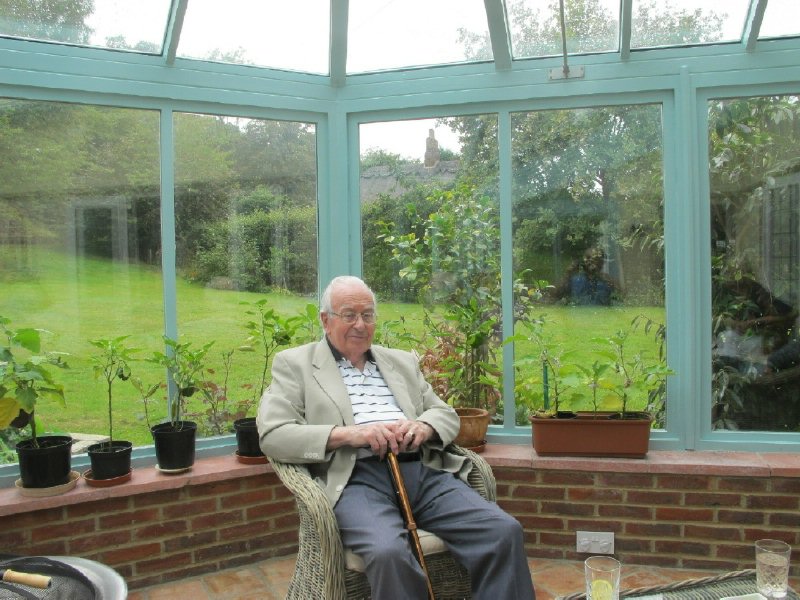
[{"xmin": 326, "ymin": 338, "xmax": 405, "ymax": 425}]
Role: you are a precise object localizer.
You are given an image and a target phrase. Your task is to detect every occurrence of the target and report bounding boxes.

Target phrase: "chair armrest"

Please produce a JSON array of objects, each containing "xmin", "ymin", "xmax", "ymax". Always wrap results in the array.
[
  {"xmin": 268, "ymin": 458, "xmax": 348, "ymax": 600},
  {"xmin": 447, "ymin": 444, "xmax": 497, "ymax": 502}
]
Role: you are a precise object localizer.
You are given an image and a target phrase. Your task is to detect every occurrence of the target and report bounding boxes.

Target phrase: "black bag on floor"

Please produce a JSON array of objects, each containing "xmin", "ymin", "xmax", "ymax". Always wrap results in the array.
[{"xmin": 0, "ymin": 555, "xmax": 95, "ymax": 600}]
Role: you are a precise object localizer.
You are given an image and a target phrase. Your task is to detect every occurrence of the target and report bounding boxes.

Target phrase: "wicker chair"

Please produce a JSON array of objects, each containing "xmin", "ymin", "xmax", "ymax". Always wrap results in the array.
[{"xmin": 269, "ymin": 445, "xmax": 496, "ymax": 600}]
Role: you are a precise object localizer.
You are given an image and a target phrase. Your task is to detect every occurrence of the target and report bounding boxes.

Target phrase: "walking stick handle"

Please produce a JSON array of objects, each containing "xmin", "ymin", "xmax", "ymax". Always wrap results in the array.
[{"xmin": 386, "ymin": 452, "xmax": 436, "ymax": 600}]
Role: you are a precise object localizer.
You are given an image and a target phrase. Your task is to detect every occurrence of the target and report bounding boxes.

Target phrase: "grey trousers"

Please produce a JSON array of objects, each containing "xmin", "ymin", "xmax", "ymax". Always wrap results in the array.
[{"xmin": 333, "ymin": 459, "xmax": 535, "ymax": 600}]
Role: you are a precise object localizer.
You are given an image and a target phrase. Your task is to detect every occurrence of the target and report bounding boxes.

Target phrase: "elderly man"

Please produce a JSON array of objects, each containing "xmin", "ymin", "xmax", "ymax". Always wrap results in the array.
[{"xmin": 258, "ymin": 275, "xmax": 534, "ymax": 600}]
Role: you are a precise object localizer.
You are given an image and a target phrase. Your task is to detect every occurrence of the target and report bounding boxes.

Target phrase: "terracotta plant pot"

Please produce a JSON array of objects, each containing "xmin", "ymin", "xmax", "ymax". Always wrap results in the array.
[
  {"xmin": 530, "ymin": 412, "xmax": 653, "ymax": 458},
  {"xmin": 454, "ymin": 407, "xmax": 491, "ymax": 452}
]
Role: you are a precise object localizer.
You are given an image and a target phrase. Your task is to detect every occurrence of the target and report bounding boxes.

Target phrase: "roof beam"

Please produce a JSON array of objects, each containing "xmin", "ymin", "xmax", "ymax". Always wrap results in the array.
[
  {"xmin": 164, "ymin": 0, "xmax": 189, "ymax": 65},
  {"xmin": 330, "ymin": 0, "xmax": 349, "ymax": 87},
  {"xmin": 743, "ymin": 0, "xmax": 768, "ymax": 52},
  {"xmin": 619, "ymin": 0, "xmax": 632, "ymax": 61},
  {"xmin": 484, "ymin": 0, "xmax": 512, "ymax": 71}
]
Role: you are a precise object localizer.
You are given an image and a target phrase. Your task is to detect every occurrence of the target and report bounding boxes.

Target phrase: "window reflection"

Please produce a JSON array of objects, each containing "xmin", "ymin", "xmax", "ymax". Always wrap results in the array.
[
  {"xmin": 511, "ymin": 104, "xmax": 667, "ymax": 426},
  {"xmin": 0, "ymin": 0, "xmax": 170, "ymax": 53},
  {"xmin": 0, "ymin": 99, "xmax": 162, "ymax": 459},
  {"xmin": 630, "ymin": 0, "xmax": 743, "ymax": 49},
  {"xmin": 360, "ymin": 116, "xmax": 503, "ymax": 422},
  {"xmin": 173, "ymin": 113, "xmax": 318, "ymax": 438},
  {"xmin": 507, "ymin": 0, "xmax": 619, "ymax": 58},
  {"xmin": 709, "ymin": 95, "xmax": 800, "ymax": 432}
]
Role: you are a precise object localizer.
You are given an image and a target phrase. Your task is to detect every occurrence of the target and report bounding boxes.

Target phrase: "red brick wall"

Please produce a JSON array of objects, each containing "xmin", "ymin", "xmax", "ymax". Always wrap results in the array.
[
  {"xmin": 0, "ymin": 450, "xmax": 798, "ymax": 589},
  {"xmin": 500, "ymin": 467, "xmax": 800, "ymax": 577},
  {"xmin": 0, "ymin": 470, "xmax": 300, "ymax": 589}
]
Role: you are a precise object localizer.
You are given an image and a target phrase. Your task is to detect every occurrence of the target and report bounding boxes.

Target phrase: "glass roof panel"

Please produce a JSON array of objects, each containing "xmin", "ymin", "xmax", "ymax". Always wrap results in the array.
[
  {"xmin": 630, "ymin": 0, "xmax": 748, "ymax": 49},
  {"xmin": 0, "ymin": 0, "xmax": 171, "ymax": 53},
  {"xmin": 760, "ymin": 0, "xmax": 800, "ymax": 40},
  {"xmin": 178, "ymin": 0, "xmax": 330, "ymax": 74},
  {"xmin": 507, "ymin": 0, "xmax": 619, "ymax": 60},
  {"xmin": 347, "ymin": 0, "xmax": 491, "ymax": 74}
]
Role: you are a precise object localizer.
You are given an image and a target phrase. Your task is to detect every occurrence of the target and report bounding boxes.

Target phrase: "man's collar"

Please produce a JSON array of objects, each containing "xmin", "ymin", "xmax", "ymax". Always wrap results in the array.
[{"xmin": 325, "ymin": 336, "xmax": 374, "ymax": 363}]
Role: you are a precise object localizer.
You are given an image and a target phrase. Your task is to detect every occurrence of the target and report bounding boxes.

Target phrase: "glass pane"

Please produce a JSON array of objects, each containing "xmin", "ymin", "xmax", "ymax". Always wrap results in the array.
[
  {"xmin": 173, "ymin": 113, "xmax": 319, "ymax": 439},
  {"xmin": 511, "ymin": 104, "xmax": 668, "ymax": 427},
  {"xmin": 507, "ymin": 0, "xmax": 619, "ymax": 60},
  {"xmin": 760, "ymin": 0, "xmax": 800, "ymax": 40},
  {"xmin": 0, "ymin": 99, "xmax": 162, "ymax": 463},
  {"xmin": 360, "ymin": 115, "xmax": 504, "ymax": 425},
  {"xmin": 631, "ymin": 0, "xmax": 748, "ymax": 49},
  {"xmin": 709, "ymin": 95, "xmax": 800, "ymax": 432},
  {"xmin": 0, "ymin": 0, "xmax": 171, "ymax": 53},
  {"xmin": 178, "ymin": 0, "xmax": 330, "ymax": 74},
  {"xmin": 348, "ymin": 0, "xmax": 491, "ymax": 73}
]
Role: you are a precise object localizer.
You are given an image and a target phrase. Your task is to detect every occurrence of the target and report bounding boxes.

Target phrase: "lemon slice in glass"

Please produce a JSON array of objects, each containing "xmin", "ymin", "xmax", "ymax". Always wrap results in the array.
[{"xmin": 590, "ymin": 579, "xmax": 614, "ymax": 600}]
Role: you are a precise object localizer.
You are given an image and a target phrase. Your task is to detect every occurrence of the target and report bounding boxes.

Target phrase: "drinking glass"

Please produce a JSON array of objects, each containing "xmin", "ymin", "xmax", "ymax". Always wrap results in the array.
[
  {"xmin": 585, "ymin": 555, "xmax": 621, "ymax": 600},
  {"xmin": 756, "ymin": 539, "xmax": 791, "ymax": 599}
]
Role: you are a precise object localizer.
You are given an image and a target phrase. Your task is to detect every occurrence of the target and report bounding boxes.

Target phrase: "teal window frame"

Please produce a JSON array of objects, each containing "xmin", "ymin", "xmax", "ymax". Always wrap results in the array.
[{"xmin": 1, "ymin": 29, "xmax": 799, "ymax": 486}]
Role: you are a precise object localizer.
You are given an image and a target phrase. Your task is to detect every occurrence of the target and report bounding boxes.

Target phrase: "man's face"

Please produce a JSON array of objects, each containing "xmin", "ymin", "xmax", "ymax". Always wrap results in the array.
[{"xmin": 321, "ymin": 282, "xmax": 376, "ymax": 363}]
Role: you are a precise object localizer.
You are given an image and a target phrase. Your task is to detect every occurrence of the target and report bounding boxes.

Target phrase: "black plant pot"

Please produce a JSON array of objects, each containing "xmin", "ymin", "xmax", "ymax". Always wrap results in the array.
[
  {"xmin": 233, "ymin": 417, "xmax": 264, "ymax": 458},
  {"xmin": 87, "ymin": 440, "xmax": 133, "ymax": 480},
  {"xmin": 15, "ymin": 435, "xmax": 73, "ymax": 489},
  {"xmin": 151, "ymin": 421, "xmax": 197, "ymax": 471}
]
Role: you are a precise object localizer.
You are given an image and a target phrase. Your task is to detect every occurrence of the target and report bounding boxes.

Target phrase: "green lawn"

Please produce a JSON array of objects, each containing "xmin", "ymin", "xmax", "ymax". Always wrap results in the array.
[{"xmin": 1, "ymin": 249, "xmax": 665, "ymax": 459}]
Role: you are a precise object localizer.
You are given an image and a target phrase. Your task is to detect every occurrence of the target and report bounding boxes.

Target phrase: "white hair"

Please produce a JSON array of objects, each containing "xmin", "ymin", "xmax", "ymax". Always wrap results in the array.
[{"xmin": 319, "ymin": 276, "xmax": 377, "ymax": 314}]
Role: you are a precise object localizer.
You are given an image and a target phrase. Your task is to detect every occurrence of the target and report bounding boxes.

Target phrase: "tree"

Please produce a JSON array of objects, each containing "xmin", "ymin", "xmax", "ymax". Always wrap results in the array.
[
  {"xmin": 458, "ymin": 0, "xmax": 724, "ymax": 60},
  {"xmin": 630, "ymin": 0, "xmax": 724, "ymax": 48},
  {"xmin": 0, "ymin": 0, "xmax": 93, "ymax": 44},
  {"xmin": 381, "ymin": 182, "xmax": 503, "ymax": 413},
  {"xmin": 447, "ymin": 1, "xmax": 723, "ymax": 296},
  {"xmin": 173, "ymin": 112, "xmax": 237, "ymax": 269},
  {"xmin": 707, "ymin": 95, "xmax": 800, "ymax": 431},
  {"xmin": 232, "ymin": 119, "xmax": 317, "ymax": 205}
]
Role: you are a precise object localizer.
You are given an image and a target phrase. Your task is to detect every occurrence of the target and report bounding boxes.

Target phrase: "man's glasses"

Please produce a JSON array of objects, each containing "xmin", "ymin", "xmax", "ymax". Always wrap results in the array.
[{"xmin": 329, "ymin": 311, "xmax": 377, "ymax": 325}]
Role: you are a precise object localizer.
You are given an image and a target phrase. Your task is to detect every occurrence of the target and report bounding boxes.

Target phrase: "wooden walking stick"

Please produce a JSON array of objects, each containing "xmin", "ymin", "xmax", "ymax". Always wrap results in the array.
[{"xmin": 386, "ymin": 452, "xmax": 436, "ymax": 600}]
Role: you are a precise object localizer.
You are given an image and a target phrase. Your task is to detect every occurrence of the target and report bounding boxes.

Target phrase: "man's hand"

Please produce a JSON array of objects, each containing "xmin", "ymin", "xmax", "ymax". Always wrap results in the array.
[
  {"xmin": 327, "ymin": 422, "xmax": 399, "ymax": 457},
  {"xmin": 393, "ymin": 419, "xmax": 435, "ymax": 453},
  {"xmin": 326, "ymin": 420, "xmax": 435, "ymax": 457}
]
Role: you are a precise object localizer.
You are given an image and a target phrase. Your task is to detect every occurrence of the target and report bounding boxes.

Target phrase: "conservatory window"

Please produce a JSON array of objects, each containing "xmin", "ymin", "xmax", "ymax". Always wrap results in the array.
[
  {"xmin": 510, "ymin": 104, "xmax": 667, "ymax": 426},
  {"xmin": 759, "ymin": 0, "xmax": 800, "ymax": 40},
  {"xmin": 630, "ymin": 0, "xmax": 749, "ymax": 49},
  {"xmin": 177, "ymin": 0, "xmax": 330, "ymax": 74},
  {"xmin": 173, "ymin": 112, "xmax": 319, "ymax": 440},
  {"xmin": 709, "ymin": 94, "xmax": 800, "ymax": 433},
  {"xmin": 0, "ymin": 99, "xmax": 163, "ymax": 461},
  {"xmin": 506, "ymin": 0, "xmax": 620, "ymax": 59},
  {"xmin": 0, "ymin": 0, "xmax": 171, "ymax": 53},
  {"xmin": 359, "ymin": 116, "xmax": 502, "ymax": 419},
  {"xmin": 347, "ymin": 0, "xmax": 492, "ymax": 73}
]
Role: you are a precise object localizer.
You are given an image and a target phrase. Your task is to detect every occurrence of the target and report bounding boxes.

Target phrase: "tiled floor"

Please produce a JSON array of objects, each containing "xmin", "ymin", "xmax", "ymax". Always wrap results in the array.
[{"xmin": 126, "ymin": 554, "xmax": 783, "ymax": 599}]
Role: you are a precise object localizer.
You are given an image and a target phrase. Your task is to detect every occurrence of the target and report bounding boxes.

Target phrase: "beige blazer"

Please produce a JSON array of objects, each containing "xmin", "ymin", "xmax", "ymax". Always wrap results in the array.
[{"xmin": 257, "ymin": 339, "xmax": 470, "ymax": 506}]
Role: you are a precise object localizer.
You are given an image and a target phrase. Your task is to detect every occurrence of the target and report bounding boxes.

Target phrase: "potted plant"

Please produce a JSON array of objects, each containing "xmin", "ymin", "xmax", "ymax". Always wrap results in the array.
[
  {"xmin": 418, "ymin": 318, "xmax": 498, "ymax": 452},
  {"xmin": 84, "ymin": 336, "xmax": 136, "ymax": 485},
  {"xmin": 146, "ymin": 336, "xmax": 212, "ymax": 473},
  {"xmin": 381, "ymin": 184, "xmax": 504, "ymax": 451},
  {"xmin": 0, "ymin": 316, "xmax": 72, "ymax": 490},
  {"xmin": 513, "ymin": 313, "xmax": 673, "ymax": 458},
  {"xmin": 233, "ymin": 300, "xmax": 305, "ymax": 462}
]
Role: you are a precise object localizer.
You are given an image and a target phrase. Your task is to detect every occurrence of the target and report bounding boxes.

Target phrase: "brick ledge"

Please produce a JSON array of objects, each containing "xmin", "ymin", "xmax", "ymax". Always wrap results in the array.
[
  {"xmin": 0, "ymin": 454, "xmax": 272, "ymax": 518},
  {"xmin": 1, "ymin": 445, "xmax": 798, "ymax": 518},
  {"xmin": 480, "ymin": 444, "xmax": 800, "ymax": 477}
]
